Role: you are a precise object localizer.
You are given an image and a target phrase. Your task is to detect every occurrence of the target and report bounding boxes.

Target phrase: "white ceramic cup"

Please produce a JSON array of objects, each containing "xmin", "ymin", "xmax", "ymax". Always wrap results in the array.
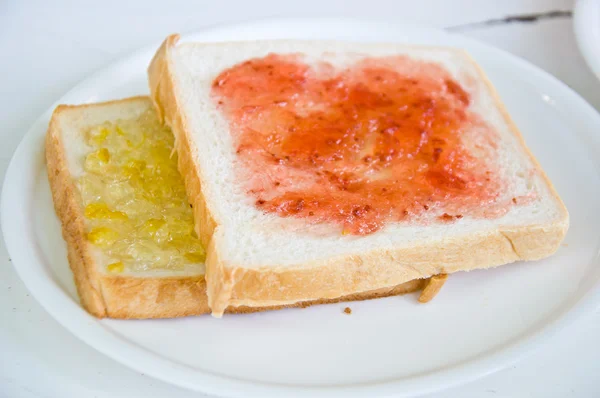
[{"xmin": 574, "ymin": 0, "xmax": 600, "ymax": 80}]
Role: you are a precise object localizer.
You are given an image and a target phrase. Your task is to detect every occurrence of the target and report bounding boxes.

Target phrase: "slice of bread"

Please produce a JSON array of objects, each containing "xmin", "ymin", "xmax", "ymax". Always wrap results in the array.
[
  {"xmin": 46, "ymin": 97, "xmax": 207, "ymax": 318},
  {"xmin": 148, "ymin": 36, "xmax": 569, "ymax": 317},
  {"xmin": 46, "ymin": 96, "xmax": 439, "ymax": 319}
]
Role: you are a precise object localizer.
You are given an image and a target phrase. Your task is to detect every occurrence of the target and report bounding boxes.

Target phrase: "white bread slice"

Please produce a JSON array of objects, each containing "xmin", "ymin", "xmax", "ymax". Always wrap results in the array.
[
  {"xmin": 46, "ymin": 96, "xmax": 437, "ymax": 318},
  {"xmin": 46, "ymin": 97, "xmax": 207, "ymax": 318},
  {"xmin": 148, "ymin": 36, "xmax": 569, "ymax": 317}
]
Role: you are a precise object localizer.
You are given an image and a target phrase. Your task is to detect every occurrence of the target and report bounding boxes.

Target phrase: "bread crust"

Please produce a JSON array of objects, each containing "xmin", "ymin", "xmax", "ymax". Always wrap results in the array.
[
  {"xmin": 148, "ymin": 36, "xmax": 570, "ymax": 317},
  {"xmin": 47, "ymin": 96, "xmax": 433, "ymax": 319},
  {"xmin": 419, "ymin": 274, "xmax": 448, "ymax": 303}
]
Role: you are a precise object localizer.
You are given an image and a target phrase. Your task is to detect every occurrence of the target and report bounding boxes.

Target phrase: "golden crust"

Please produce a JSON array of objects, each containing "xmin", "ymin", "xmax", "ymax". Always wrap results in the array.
[
  {"xmin": 230, "ymin": 278, "xmax": 427, "ymax": 313},
  {"xmin": 46, "ymin": 96, "xmax": 434, "ymax": 319},
  {"xmin": 102, "ymin": 276, "xmax": 429, "ymax": 319},
  {"xmin": 148, "ymin": 36, "xmax": 569, "ymax": 317},
  {"xmin": 102, "ymin": 274, "xmax": 428, "ymax": 318},
  {"xmin": 418, "ymin": 274, "xmax": 448, "ymax": 303},
  {"xmin": 97, "ymin": 275, "xmax": 208, "ymax": 319}
]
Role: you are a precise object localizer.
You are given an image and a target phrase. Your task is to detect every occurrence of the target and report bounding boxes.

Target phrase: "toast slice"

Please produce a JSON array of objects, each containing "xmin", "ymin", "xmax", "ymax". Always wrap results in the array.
[
  {"xmin": 148, "ymin": 36, "xmax": 569, "ymax": 317},
  {"xmin": 46, "ymin": 96, "xmax": 441, "ymax": 319}
]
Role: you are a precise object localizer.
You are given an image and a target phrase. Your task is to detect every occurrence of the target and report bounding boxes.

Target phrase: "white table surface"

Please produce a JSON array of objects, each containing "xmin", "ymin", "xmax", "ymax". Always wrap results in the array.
[{"xmin": 1, "ymin": 0, "xmax": 599, "ymax": 397}]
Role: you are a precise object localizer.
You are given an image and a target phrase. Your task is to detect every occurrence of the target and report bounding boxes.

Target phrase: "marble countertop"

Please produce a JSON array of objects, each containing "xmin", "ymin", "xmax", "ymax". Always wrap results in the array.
[{"xmin": 1, "ymin": 0, "xmax": 599, "ymax": 397}]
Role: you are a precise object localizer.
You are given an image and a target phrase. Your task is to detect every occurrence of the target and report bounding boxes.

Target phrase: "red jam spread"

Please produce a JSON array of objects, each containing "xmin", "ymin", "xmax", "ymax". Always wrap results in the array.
[{"xmin": 212, "ymin": 54, "xmax": 504, "ymax": 235}]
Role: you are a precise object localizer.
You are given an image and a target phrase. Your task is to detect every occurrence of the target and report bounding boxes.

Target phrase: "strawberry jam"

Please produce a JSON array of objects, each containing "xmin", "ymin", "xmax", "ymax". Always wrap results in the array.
[{"xmin": 212, "ymin": 54, "xmax": 504, "ymax": 235}]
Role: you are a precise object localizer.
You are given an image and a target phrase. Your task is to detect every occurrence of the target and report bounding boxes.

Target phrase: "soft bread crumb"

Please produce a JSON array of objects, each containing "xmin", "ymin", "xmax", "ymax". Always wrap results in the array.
[
  {"xmin": 343, "ymin": 307, "xmax": 352, "ymax": 315},
  {"xmin": 418, "ymin": 274, "xmax": 448, "ymax": 303}
]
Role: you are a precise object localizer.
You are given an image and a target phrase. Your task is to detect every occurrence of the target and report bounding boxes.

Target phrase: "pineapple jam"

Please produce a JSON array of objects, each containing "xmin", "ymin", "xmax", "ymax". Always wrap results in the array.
[{"xmin": 78, "ymin": 109, "xmax": 205, "ymax": 273}]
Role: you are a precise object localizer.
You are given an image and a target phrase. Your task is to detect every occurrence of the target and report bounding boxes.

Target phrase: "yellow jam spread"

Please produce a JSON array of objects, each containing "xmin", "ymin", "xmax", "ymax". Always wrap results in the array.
[{"xmin": 78, "ymin": 109, "xmax": 205, "ymax": 273}]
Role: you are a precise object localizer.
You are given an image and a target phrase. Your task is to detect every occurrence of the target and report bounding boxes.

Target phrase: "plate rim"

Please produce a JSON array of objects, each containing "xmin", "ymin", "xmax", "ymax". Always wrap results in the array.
[{"xmin": 3, "ymin": 16, "xmax": 600, "ymax": 398}]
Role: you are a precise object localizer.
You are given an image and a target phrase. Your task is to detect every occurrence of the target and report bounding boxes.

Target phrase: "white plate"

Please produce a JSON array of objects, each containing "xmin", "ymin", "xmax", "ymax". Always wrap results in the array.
[
  {"xmin": 574, "ymin": 0, "xmax": 600, "ymax": 80},
  {"xmin": 3, "ymin": 17, "xmax": 600, "ymax": 398}
]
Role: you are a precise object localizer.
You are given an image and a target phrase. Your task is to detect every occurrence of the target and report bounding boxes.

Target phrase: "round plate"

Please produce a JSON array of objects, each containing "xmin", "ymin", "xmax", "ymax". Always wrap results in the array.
[
  {"xmin": 574, "ymin": 0, "xmax": 600, "ymax": 80},
  {"xmin": 3, "ymin": 17, "xmax": 600, "ymax": 398}
]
